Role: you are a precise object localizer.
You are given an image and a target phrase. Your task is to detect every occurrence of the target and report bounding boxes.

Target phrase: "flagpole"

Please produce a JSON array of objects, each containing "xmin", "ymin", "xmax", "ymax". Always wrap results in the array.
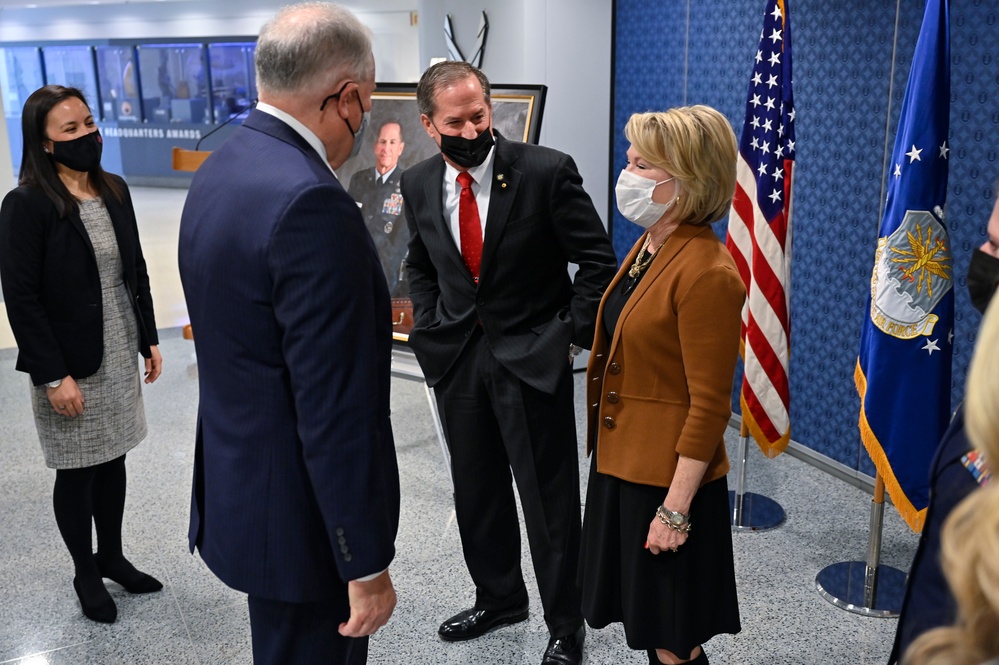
[
  {"xmin": 728, "ymin": 415, "xmax": 785, "ymax": 531},
  {"xmin": 814, "ymin": 473, "xmax": 907, "ymax": 617}
]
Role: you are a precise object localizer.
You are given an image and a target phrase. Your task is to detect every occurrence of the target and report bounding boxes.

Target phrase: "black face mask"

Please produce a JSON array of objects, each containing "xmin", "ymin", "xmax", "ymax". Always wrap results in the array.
[
  {"xmin": 437, "ymin": 126, "xmax": 494, "ymax": 169},
  {"xmin": 50, "ymin": 130, "xmax": 103, "ymax": 172},
  {"xmin": 967, "ymin": 247, "xmax": 999, "ymax": 314}
]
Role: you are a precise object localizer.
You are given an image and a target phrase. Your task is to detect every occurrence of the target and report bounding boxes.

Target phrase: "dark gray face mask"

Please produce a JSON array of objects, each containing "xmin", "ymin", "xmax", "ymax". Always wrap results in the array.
[
  {"xmin": 967, "ymin": 248, "xmax": 999, "ymax": 314},
  {"xmin": 50, "ymin": 130, "xmax": 102, "ymax": 172}
]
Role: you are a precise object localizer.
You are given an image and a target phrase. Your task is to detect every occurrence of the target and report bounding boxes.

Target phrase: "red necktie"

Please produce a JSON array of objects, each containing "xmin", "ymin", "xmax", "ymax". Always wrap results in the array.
[{"xmin": 457, "ymin": 171, "xmax": 483, "ymax": 281}]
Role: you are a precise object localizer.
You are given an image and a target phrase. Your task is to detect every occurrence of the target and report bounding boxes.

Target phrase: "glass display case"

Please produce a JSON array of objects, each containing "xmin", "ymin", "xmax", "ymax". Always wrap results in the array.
[
  {"xmin": 137, "ymin": 43, "xmax": 209, "ymax": 123},
  {"xmin": 208, "ymin": 42, "xmax": 256, "ymax": 121},
  {"xmin": 96, "ymin": 46, "xmax": 140, "ymax": 122},
  {"xmin": 41, "ymin": 46, "xmax": 99, "ymax": 111},
  {"xmin": 0, "ymin": 47, "xmax": 45, "ymax": 118}
]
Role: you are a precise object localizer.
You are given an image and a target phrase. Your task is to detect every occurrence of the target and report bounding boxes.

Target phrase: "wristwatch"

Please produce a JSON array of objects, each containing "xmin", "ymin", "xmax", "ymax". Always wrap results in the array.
[
  {"xmin": 46, "ymin": 379, "xmax": 62, "ymax": 389},
  {"xmin": 657, "ymin": 505, "xmax": 690, "ymax": 529}
]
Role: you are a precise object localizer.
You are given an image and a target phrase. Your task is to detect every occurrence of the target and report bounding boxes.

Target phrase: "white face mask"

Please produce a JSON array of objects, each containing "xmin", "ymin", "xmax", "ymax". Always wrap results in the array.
[{"xmin": 615, "ymin": 169, "xmax": 677, "ymax": 229}]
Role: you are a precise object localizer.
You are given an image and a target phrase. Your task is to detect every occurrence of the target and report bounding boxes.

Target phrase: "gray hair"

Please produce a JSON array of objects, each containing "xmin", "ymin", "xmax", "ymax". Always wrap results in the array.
[
  {"xmin": 416, "ymin": 61, "xmax": 491, "ymax": 118},
  {"xmin": 255, "ymin": 2, "xmax": 373, "ymax": 97}
]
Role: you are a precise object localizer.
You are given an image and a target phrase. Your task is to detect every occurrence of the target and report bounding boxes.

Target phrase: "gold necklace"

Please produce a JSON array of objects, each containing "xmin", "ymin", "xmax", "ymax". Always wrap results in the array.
[{"xmin": 627, "ymin": 238, "xmax": 656, "ymax": 279}]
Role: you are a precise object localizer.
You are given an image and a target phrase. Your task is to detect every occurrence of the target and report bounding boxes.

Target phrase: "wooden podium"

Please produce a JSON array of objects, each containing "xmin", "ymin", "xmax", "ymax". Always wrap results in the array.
[{"xmin": 172, "ymin": 147, "xmax": 211, "ymax": 173}]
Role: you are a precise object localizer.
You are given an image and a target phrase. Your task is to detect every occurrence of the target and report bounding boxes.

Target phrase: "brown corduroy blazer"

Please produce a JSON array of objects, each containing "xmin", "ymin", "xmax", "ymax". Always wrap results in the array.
[{"xmin": 586, "ymin": 222, "xmax": 746, "ymax": 489}]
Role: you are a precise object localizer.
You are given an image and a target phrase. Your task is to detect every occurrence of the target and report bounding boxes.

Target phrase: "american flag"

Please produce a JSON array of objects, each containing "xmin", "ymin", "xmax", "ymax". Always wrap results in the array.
[{"xmin": 726, "ymin": 0, "xmax": 795, "ymax": 458}]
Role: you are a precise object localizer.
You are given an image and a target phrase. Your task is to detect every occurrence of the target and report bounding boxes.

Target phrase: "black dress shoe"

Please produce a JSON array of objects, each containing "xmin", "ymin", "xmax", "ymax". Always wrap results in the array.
[
  {"xmin": 95, "ymin": 555, "xmax": 163, "ymax": 594},
  {"xmin": 73, "ymin": 576, "xmax": 117, "ymax": 624},
  {"xmin": 542, "ymin": 625, "xmax": 585, "ymax": 665},
  {"xmin": 437, "ymin": 605, "xmax": 529, "ymax": 641}
]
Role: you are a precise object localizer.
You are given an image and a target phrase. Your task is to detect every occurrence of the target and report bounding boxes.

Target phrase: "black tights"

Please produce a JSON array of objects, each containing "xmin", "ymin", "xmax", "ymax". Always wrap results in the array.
[{"xmin": 53, "ymin": 455, "xmax": 127, "ymax": 579}]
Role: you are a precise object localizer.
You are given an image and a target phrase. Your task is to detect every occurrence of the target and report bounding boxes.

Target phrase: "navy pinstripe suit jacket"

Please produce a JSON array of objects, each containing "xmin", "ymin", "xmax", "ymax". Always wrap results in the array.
[
  {"xmin": 179, "ymin": 110, "xmax": 400, "ymax": 603},
  {"xmin": 402, "ymin": 133, "xmax": 616, "ymax": 394}
]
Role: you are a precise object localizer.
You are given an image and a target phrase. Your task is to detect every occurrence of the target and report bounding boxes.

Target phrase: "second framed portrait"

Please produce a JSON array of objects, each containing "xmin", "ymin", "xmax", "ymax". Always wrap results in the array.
[{"xmin": 338, "ymin": 82, "xmax": 546, "ymax": 340}]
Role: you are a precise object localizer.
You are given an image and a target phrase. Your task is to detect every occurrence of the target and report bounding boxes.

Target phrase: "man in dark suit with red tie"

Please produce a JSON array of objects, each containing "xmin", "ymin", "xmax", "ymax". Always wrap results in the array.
[
  {"xmin": 178, "ymin": 4, "xmax": 399, "ymax": 663},
  {"xmin": 401, "ymin": 61, "xmax": 616, "ymax": 665}
]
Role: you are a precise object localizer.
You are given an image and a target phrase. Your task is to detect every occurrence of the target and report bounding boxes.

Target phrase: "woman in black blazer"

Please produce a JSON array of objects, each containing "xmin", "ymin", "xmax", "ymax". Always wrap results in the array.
[{"xmin": 0, "ymin": 85, "xmax": 163, "ymax": 624}]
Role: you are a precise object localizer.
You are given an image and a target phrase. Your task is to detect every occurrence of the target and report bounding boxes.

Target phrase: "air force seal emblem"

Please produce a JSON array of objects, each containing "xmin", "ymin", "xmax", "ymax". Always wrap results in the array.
[{"xmin": 870, "ymin": 209, "xmax": 952, "ymax": 340}]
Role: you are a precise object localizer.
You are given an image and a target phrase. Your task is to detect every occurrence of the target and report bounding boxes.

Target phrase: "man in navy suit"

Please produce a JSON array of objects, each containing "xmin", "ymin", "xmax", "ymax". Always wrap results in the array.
[
  {"xmin": 178, "ymin": 4, "xmax": 399, "ymax": 663},
  {"xmin": 402, "ymin": 61, "xmax": 616, "ymax": 665}
]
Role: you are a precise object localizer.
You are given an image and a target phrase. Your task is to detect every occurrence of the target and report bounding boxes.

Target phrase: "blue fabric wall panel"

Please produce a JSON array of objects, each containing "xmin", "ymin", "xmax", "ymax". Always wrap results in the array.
[
  {"xmin": 946, "ymin": 1, "xmax": 999, "ymax": 411},
  {"xmin": 612, "ymin": 0, "xmax": 999, "ymax": 473},
  {"xmin": 611, "ymin": 0, "xmax": 687, "ymax": 259},
  {"xmin": 788, "ymin": 0, "xmax": 900, "ymax": 472}
]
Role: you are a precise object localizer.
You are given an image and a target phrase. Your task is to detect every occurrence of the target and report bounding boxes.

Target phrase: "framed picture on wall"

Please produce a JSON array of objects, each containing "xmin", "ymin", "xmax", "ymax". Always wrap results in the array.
[{"xmin": 338, "ymin": 82, "xmax": 547, "ymax": 341}]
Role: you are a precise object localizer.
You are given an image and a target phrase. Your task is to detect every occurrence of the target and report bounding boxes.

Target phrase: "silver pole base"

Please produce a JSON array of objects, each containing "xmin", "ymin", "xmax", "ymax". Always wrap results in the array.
[
  {"xmin": 815, "ymin": 561, "xmax": 906, "ymax": 617},
  {"xmin": 728, "ymin": 491, "xmax": 785, "ymax": 531}
]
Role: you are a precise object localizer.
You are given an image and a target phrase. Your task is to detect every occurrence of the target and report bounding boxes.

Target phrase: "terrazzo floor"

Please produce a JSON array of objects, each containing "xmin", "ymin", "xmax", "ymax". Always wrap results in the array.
[{"xmin": 0, "ymin": 188, "xmax": 918, "ymax": 664}]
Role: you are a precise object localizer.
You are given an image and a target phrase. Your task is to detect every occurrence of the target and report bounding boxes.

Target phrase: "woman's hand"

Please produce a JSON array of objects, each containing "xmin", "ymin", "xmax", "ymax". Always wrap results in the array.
[
  {"xmin": 646, "ymin": 516, "xmax": 689, "ymax": 555},
  {"xmin": 47, "ymin": 376, "xmax": 84, "ymax": 417},
  {"xmin": 144, "ymin": 345, "xmax": 162, "ymax": 384},
  {"xmin": 645, "ymin": 455, "xmax": 708, "ymax": 555}
]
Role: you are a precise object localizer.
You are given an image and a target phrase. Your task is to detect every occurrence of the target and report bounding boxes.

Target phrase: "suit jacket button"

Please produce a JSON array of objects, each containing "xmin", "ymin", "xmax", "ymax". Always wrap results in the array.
[
  {"xmin": 341, "ymin": 544, "xmax": 349, "ymax": 553},
  {"xmin": 335, "ymin": 528, "xmax": 345, "ymax": 536},
  {"xmin": 465, "ymin": 329, "xmax": 472, "ymax": 337},
  {"xmin": 606, "ymin": 391, "xmax": 619, "ymax": 404},
  {"xmin": 344, "ymin": 553, "xmax": 352, "ymax": 562},
  {"xmin": 603, "ymin": 416, "xmax": 616, "ymax": 430},
  {"xmin": 608, "ymin": 362, "xmax": 621, "ymax": 375}
]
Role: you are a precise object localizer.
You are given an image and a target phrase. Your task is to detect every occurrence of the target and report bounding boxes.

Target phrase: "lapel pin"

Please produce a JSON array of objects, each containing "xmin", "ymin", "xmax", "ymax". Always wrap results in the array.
[{"xmin": 496, "ymin": 173, "xmax": 504, "ymax": 181}]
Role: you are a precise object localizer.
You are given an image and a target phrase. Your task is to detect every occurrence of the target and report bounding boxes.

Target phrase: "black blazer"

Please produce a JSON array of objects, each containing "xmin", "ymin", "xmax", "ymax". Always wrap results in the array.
[
  {"xmin": 0, "ymin": 176, "xmax": 158, "ymax": 386},
  {"xmin": 402, "ymin": 133, "xmax": 617, "ymax": 394}
]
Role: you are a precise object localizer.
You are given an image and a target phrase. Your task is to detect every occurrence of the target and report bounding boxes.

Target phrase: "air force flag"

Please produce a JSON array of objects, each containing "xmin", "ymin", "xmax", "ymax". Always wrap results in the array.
[{"xmin": 856, "ymin": 0, "xmax": 951, "ymax": 532}]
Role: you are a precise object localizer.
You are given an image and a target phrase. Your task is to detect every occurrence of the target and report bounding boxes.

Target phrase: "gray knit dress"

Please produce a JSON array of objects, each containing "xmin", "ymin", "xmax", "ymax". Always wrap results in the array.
[{"xmin": 31, "ymin": 198, "xmax": 147, "ymax": 469}]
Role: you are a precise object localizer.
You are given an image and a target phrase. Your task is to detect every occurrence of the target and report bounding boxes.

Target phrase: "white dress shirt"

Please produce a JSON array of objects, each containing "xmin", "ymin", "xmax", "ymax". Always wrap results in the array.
[
  {"xmin": 442, "ymin": 146, "xmax": 496, "ymax": 249},
  {"xmin": 255, "ymin": 102, "xmax": 338, "ymax": 179}
]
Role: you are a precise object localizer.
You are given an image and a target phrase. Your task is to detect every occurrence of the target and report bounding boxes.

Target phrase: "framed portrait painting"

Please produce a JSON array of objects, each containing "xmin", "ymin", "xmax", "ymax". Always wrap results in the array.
[{"xmin": 337, "ymin": 83, "xmax": 547, "ymax": 341}]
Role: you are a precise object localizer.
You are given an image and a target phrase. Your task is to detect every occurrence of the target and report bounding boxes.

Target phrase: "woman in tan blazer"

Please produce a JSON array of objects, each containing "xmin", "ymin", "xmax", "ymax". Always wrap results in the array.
[{"xmin": 578, "ymin": 106, "xmax": 745, "ymax": 665}]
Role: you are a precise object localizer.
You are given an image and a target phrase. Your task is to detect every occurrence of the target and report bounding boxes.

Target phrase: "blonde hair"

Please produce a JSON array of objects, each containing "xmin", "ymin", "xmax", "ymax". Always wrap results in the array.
[
  {"xmin": 967, "ymin": 296, "xmax": 999, "ymax": 461},
  {"xmin": 904, "ymin": 298, "xmax": 999, "ymax": 665},
  {"xmin": 624, "ymin": 105, "xmax": 737, "ymax": 226}
]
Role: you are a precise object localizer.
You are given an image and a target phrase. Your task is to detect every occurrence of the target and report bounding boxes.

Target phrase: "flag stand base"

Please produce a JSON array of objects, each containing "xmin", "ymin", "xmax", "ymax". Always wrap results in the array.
[
  {"xmin": 814, "ymin": 474, "xmax": 904, "ymax": 617},
  {"xmin": 815, "ymin": 561, "xmax": 905, "ymax": 617},
  {"xmin": 729, "ymin": 428, "xmax": 785, "ymax": 531},
  {"xmin": 728, "ymin": 490, "xmax": 785, "ymax": 531}
]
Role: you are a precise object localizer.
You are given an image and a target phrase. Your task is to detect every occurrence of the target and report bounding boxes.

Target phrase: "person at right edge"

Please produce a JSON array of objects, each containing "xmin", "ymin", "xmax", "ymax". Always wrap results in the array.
[
  {"xmin": 579, "ymin": 107, "xmax": 744, "ymax": 665},
  {"xmin": 889, "ymin": 189, "xmax": 999, "ymax": 664},
  {"xmin": 402, "ymin": 61, "xmax": 616, "ymax": 665}
]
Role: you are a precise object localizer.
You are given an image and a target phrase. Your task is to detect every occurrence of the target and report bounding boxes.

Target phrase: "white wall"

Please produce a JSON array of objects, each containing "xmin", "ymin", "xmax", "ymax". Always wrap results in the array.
[{"xmin": 416, "ymin": 0, "xmax": 612, "ymax": 226}]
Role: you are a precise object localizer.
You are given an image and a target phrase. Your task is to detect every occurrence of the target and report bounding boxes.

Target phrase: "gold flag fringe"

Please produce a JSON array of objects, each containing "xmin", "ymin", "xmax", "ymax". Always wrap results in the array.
[
  {"xmin": 855, "ymin": 362, "xmax": 927, "ymax": 533},
  {"xmin": 740, "ymin": 393, "xmax": 791, "ymax": 459}
]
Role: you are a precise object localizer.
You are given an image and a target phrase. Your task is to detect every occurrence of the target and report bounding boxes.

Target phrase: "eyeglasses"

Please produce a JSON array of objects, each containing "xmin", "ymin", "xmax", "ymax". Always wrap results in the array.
[{"xmin": 320, "ymin": 80, "xmax": 354, "ymax": 112}]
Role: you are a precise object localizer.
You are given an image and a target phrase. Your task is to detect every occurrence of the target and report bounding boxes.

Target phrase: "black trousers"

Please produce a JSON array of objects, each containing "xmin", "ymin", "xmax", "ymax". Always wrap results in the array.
[
  {"xmin": 434, "ymin": 330, "xmax": 584, "ymax": 637},
  {"xmin": 247, "ymin": 595, "xmax": 368, "ymax": 665}
]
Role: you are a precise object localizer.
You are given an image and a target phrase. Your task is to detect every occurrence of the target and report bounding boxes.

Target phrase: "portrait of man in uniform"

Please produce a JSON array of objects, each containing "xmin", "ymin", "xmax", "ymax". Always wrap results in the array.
[{"xmin": 348, "ymin": 120, "xmax": 409, "ymax": 297}]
